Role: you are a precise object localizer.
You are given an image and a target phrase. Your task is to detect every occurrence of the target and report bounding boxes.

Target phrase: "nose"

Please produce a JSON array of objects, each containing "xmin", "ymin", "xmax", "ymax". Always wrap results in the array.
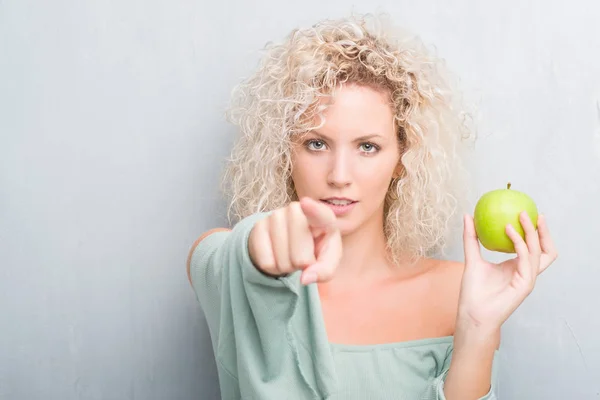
[{"xmin": 327, "ymin": 149, "xmax": 352, "ymax": 188}]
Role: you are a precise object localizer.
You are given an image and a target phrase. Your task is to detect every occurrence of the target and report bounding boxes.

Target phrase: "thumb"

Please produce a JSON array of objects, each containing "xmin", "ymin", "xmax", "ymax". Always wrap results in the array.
[
  {"xmin": 301, "ymin": 229, "xmax": 342, "ymax": 285},
  {"xmin": 463, "ymin": 214, "xmax": 482, "ymax": 265},
  {"xmin": 298, "ymin": 197, "xmax": 342, "ymax": 284}
]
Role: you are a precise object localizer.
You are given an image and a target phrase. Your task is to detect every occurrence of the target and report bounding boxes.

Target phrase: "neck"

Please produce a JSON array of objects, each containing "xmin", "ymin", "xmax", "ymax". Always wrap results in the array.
[{"xmin": 336, "ymin": 214, "xmax": 392, "ymax": 281}]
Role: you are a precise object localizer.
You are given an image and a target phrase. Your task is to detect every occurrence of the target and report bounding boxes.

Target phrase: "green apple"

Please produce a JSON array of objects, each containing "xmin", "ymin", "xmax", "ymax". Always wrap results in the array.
[{"xmin": 473, "ymin": 183, "xmax": 538, "ymax": 253}]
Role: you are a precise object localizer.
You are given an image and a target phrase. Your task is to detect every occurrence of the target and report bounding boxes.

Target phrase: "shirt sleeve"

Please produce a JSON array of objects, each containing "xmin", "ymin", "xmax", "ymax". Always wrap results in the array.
[
  {"xmin": 187, "ymin": 211, "xmax": 330, "ymax": 399},
  {"xmin": 426, "ymin": 347, "xmax": 500, "ymax": 400}
]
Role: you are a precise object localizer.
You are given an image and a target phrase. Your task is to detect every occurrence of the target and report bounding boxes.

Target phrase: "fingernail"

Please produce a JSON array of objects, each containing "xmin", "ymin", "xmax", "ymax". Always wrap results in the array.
[{"xmin": 302, "ymin": 271, "xmax": 317, "ymax": 285}]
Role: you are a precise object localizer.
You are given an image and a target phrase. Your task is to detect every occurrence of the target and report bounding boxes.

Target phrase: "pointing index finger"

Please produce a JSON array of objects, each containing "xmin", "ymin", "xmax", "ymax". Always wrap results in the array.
[{"xmin": 299, "ymin": 197, "xmax": 338, "ymax": 232}]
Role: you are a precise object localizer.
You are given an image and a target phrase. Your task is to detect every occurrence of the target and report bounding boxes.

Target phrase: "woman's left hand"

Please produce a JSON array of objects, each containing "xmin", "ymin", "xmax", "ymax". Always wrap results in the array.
[{"xmin": 457, "ymin": 211, "xmax": 558, "ymax": 332}]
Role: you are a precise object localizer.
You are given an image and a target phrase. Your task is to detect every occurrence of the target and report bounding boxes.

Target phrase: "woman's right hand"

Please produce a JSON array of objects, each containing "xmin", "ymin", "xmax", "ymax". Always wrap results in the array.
[{"xmin": 248, "ymin": 197, "xmax": 342, "ymax": 285}]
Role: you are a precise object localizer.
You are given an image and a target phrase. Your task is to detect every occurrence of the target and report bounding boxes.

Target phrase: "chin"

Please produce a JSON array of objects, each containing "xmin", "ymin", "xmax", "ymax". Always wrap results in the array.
[{"xmin": 335, "ymin": 218, "xmax": 361, "ymax": 237}]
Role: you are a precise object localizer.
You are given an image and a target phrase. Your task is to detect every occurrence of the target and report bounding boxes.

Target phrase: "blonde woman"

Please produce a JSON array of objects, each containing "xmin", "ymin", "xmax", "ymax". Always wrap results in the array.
[{"xmin": 187, "ymin": 13, "xmax": 557, "ymax": 400}]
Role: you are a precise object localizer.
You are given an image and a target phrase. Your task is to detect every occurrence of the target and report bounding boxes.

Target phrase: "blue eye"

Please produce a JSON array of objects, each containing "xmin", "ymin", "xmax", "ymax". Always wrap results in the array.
[
  {"xmin": 360, "ymin": 143, "xmax": 379, "ymax": 153},
  {"xmin": 307, "ymin": 140, "xmax": 326, "ymax": 151}
]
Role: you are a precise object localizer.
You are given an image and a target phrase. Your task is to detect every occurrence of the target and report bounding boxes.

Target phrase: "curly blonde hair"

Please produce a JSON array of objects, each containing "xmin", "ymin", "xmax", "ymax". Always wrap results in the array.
[{"xmin": 221, "ymin": 12, "xmax": 476, "ymax": 264}]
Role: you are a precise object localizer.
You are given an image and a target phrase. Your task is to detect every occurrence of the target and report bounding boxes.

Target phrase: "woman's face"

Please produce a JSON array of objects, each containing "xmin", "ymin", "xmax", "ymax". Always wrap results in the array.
[{"xmin": 291, "ymin": 84, "xmax": 401, "ymax": 236}]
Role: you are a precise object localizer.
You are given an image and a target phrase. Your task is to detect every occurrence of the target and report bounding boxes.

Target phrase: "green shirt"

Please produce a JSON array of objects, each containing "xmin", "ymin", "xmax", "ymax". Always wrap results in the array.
[{"xmin": 189, "ymin": 212, "xmax": 499, "ymax": 399}]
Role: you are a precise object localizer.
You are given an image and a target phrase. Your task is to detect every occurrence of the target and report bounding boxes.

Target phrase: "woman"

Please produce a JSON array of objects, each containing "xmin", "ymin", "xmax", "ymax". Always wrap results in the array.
[{"xmin": 187, "ymin": 13, "xmax": 557, "ymax": 399}]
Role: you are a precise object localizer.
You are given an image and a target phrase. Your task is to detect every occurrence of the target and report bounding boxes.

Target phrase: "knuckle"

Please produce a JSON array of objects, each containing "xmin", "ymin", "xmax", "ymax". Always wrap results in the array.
[
  {"xmin": 271, "ymin": 208, "xmax": 285, "ymax": 222},
  {"xmin": 260, "ymin": 261, "xmax": 277, "ymax": 273},
  {"xmin": 291, "ymin": 256, "xmax": 312, "ymax": 269},
  {"xmin": 251, "ymin": 221, "xmax": 268, "ymax": 244},
  {"xmin": 288, "ymin": 201, "xmax": 301, "ymax": 215},
  {"xmin": 277, "ymin": 262, "xmax": 293, "ymax": 273},
  {"xmin": 289, "ymin": 201, "xmax": 309, "ymax": 227},
  {"xmin": 269, "ymin": 210, "xmax": 286, "ymax": 232}
]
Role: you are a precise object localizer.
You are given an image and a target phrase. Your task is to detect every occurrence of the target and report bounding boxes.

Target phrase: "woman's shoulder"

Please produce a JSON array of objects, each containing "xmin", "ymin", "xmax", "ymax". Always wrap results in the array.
[
  {"xmin": 186, "ymin": 227, "xmax": 232, "ymax": 285},
  {"xmin": 414, "ymin": 257, "xmax": 464, "ymax": 285},
  {"xmin": 185, "ymin": 211, "xmax": 273, "ymax": 285},
  {"xmin": 430, "ymin": 258, "xmax": 464, "ymax": 295},
  {"xmin": 429, "ymin": 258, "xmax": 465, "ymax": 280}
]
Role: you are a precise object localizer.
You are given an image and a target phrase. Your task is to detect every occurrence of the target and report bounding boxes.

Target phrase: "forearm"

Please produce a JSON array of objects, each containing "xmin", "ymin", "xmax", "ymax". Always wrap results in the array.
[{"xmin": 443, "ymin": 322, "xmax": 500, "ymax": 400}]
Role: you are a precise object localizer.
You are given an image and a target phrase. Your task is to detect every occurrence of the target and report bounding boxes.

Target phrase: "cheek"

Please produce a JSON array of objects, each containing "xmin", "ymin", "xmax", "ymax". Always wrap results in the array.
[
  {"xmin": 290, "ymin": 153, "xmax": 317, "ymax": 195},
  {"xmin": 355, "ymin": 159, "xmax": 398, "ymax": 202},
  {"xmin": 358, "ymin": 170, "xmax": 392, "ymax": 194}
]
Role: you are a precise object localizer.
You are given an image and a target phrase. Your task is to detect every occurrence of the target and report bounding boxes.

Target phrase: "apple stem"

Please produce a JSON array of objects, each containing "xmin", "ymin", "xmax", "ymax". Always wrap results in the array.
[{"xmin": 507, "ymin": 182, "xmax": 511, "ymax": 190}]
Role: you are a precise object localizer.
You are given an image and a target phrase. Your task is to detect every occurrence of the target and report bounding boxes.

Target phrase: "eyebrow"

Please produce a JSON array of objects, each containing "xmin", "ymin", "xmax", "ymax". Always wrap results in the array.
[{"xmin": 311, "ymin": 131, "xmax": 384, "ymax": 142}]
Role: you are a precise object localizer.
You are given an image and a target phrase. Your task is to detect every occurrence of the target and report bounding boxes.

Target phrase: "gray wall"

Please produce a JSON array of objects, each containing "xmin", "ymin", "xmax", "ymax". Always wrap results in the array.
[{"xmin": 1, "ymin": 0, "xmax": 598, "ymax": 399}]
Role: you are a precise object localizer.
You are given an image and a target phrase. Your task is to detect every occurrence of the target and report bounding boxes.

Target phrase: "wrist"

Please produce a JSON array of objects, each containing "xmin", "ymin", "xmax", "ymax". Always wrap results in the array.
[
  {"xmin": 444, "ymin": 313, "xmax": 498, "ymax": 399},
  {"xmin": 454, "ymin": 313, "xmax": 501, "ymax": 351}
]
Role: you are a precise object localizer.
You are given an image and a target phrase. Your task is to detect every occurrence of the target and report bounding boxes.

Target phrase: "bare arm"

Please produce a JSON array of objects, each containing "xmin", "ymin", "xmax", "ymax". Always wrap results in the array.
[
  {"xmin": 443, "ymin": 321, "xmax": 500, "ymax": 399},
  {"xmin": 442, "ymin": 212, "xmax": 558, "ymax": 399}
]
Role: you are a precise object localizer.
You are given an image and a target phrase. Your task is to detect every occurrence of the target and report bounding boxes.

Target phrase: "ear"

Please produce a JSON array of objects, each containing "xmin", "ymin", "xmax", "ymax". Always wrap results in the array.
[{"xmin": 392, "ymin": 162, "xmax": 404, "ymax": 180}]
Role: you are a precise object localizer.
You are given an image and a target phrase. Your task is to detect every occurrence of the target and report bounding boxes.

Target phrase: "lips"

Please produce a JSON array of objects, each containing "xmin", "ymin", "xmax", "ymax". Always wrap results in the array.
[
  {"xmin": 323, "ymin": 199, "xmax": 356, "ymax": 206},
  {"xmin": 320, "ymin": 197, "xmax": 358, "ymax": 217}
]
